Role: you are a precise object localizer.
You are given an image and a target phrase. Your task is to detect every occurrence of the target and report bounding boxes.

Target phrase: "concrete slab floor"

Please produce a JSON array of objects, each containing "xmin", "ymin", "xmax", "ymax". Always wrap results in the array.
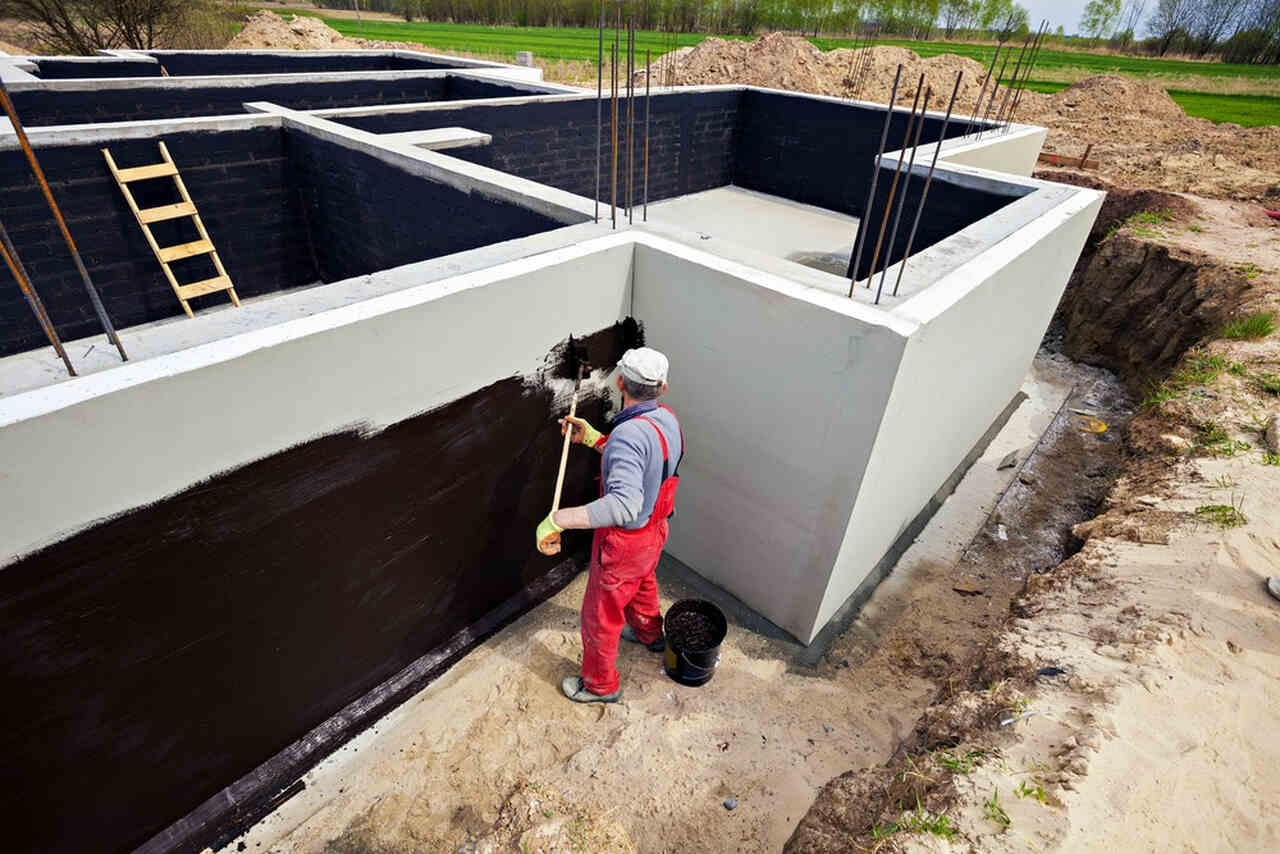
[
  {"xmin": 217, "ymin": 351, "xmax": 1083, "ymax": 854},
  {"xmin": 648, "ymin": 186, "xmax": 858, "ymax": 278}
]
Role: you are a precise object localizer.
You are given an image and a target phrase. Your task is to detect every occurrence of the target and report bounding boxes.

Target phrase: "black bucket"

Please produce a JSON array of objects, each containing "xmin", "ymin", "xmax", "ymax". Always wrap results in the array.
[{"xmin": 662, "ymin": 598, "xmax": 728, "ymax": 687}]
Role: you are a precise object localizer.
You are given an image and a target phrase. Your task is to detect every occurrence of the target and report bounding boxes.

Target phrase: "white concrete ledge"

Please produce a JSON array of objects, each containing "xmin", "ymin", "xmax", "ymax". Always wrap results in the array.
[{"xmin": 379, "ymin": 127, "xmax": 492, "ymax": 150}]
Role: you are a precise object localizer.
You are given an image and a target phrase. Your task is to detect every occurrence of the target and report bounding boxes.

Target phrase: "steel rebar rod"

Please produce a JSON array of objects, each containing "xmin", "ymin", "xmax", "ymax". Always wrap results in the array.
[
  {"xmin": 964, "ymin": 43, "xmax": 1002, "ymax": 137},
  {"xmin": 977, "ymin": 49, "xmax": 1012, "ymax": 139},
  {"xmin": 866, "ymin": 74, "xmax": 925, "ymax": 290},
  {"xmin": 894, "ymin": 71, "xmax": 964, "ymax": 298},
  {"xmin": 853, "ymin": 25, "xmax": 877, "ymax": 102},
  {"xmin": 627, "ymin": 17, "xmax": 635, "ymax": 224},
  {"xmin": 848, "ymin": 64, "xmax": 902, "ymax": 298},
  {"xmin": 992, "ymin": 31, "xmax": 1034, "ymax": 132},
  {"xmin": 0, "ymin": 79, "xmax": 127, "ymax": 361},
  {"xmin": 875, "ymin": 86, "xmax": 931, "ymax": 305},
  {"xmin": 644, "ymin": 48, "xmax": 651, "ymax": 222},
  {"xmin": 1006, "ymin": 22, "xmax": 1049, "ymax": 131},
  {"xmin": 594, "ymin": 2, "xmax": 604, "ymax": 223},
  {"xmin": 844, "ymin": 33, "xmax": 860, "ymax": 101},
  {"xmin": 0, "ymin": 218, "xmax": 75, "ymax": 376},
  {"xmin": 611, "ymin": 33, "xmax": 618, "ymax": 229},
  {"xmin": 999, "ymin": 21, "xmax": 1046, "ymax": 133}
]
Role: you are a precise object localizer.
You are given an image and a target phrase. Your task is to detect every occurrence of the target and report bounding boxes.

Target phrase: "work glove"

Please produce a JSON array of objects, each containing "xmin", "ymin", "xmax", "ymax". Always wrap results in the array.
[
  {"xmin": 536, "ymin": 512, "xmax": 563, "ymax": 556},
  {"xmin": 561, "ymin": 415, "xmax": 603, "ymax": 448}
]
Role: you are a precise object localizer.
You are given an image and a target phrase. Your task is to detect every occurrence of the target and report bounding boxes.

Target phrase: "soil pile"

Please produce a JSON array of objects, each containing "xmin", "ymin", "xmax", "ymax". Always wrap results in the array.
[
  {"xmin": 641, "ymin": 33, "xmax": 1280, "ymax": 205},
  {"xmin": 644, "ymin": 33, "xmax": 990, "ymax": 106},
  {"xmin": 227, "ymin": 10, "xmax": 348, "ymax": 50}
]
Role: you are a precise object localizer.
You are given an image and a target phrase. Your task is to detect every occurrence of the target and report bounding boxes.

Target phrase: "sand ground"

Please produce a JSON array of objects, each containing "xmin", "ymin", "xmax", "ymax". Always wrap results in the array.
[{"xmin": 222, "ymin": 355, "xmax": 1105, "ymax": 854}]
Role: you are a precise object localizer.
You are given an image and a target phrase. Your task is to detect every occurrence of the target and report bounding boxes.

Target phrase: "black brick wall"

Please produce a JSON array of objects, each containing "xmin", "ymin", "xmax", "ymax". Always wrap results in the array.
[
  {"xmin": 33, "ymin": 59, "xmax": 160, "ymax": 79},
  {"xmin": 145, "ymin": 51, "xmax": 461, "ymax": 76},
  {"xmin": 9, "ymin": 75, "xmax": 533, "ymax": 127},
  {"xmin": 0, "ymin": 127, "xmax": 315, "ymax": 357},
  {"xmin": 286, "ymin": 129, "xmax": 570, "ymax": 283},
  {"xmin": 336, "ymin": 90, "xmax": 742, "ymax": 204},
  {"xmin": 734, "ymin": 89, "xmax": 992, "ymax": 218},
  {"xmin": 848, "ymin": 167, "xmax": 1030, "ymax": 282}
]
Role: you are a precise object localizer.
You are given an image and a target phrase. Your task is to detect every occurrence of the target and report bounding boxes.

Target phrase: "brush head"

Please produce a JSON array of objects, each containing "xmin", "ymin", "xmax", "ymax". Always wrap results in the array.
[{"xmin": 549, "ymin": 334, "xmax": 592, "ymax": 382}]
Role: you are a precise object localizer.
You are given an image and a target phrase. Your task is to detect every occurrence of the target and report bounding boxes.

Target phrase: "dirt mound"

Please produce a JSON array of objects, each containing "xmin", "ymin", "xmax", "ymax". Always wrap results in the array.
[
  {"xmin": 642, "ymin": 33, "xmax": 990, "ymax": 107},
  {"xmin": 1049, "ymin": 74, "xmax": 1184, "ymax": 121},
  {"xmin": 227, "ymin": 10, "xmax": 348, "ymax": 50}
]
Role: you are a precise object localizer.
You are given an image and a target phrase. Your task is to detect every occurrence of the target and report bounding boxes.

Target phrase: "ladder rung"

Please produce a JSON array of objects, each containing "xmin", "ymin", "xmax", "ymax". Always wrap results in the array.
[
  {"xmin": 138, "ymin": 201, "xmax": 197, "ymax": 224},
  {"xmin": 157, "ymin": 239, "xmax": 214, "ymax": 262},
  {"xmin": 114, "ymin": 162, "xmax": 179, "ymax": 182},
  {"xmin": 176, "ymin": 275, "xmax": 233, "ymax": 300}
]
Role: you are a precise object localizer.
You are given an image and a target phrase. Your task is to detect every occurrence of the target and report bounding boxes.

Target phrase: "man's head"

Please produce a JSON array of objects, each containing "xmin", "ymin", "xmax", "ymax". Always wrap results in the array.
[{"xmin": 616, "ymin": 347, "xmax": 669, "ymax": 403}]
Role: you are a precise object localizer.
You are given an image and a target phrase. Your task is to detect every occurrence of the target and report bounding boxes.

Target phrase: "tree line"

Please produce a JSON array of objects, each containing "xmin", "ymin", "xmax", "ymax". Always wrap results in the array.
[{"xmin": 319, "ymin": 0, "xmax": 1279, "ymax": 61}]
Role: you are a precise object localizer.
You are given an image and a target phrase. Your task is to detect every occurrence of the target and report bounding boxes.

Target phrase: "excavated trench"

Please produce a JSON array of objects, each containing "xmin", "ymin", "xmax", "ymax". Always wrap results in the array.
[{"xmin": 785, "ymin": 179, "xmax": 1257, "ymax": 853}]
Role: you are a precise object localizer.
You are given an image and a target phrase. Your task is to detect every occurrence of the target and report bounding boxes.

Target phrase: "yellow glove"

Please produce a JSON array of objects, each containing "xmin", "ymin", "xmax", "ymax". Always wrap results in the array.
[
  {"xmin": 536, "ymin": 512, "xmax": 563, "ymax": 556},
  {"xmin": 561, "ymin": 415, "xmax": 603, "ymax": 449}
]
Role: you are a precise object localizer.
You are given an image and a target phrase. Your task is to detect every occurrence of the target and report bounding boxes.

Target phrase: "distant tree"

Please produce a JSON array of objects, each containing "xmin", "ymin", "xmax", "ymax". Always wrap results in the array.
[
  {"xmin": 1147, "ymin": 0, "xmax": 1197, "ymax": 53},
  {"xmin": 1081, "ymin": 0, "xmax": 1123, "ymax": 42},
  {"xmin": 0, "ymin": 0, "xmax": 189, "ymax": 53}
]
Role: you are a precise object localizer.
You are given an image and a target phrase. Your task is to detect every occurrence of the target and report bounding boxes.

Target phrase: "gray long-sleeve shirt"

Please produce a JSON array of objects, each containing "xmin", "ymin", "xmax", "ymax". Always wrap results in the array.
[{"xmin": 584, "ymin": 401, "xmax": 683, "ymax": 530}]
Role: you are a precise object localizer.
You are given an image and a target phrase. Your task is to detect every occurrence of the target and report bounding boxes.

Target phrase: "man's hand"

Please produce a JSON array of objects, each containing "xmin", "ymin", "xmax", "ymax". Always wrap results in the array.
[
  {"xmin": 560, "ymin": 415, "xmax": 603, "ymax": 449},
  {"xmin": 536, "ymin": 512, "xmax": 563, "ymax": 556}
]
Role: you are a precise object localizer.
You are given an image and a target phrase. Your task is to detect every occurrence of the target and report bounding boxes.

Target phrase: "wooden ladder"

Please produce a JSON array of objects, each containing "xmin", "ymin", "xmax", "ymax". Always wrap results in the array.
[{"xmin": 102, "ymin": 141, "xmax": 240, "ymax": 318}]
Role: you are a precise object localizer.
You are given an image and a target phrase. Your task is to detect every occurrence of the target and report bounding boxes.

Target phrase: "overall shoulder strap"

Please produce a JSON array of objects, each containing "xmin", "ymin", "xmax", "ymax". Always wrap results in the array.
[
  {"xmin": 634, "ymin": 415, "xmax": 671, "ymax": 481},
  {"xmin": 656, "ymin": 404, "xmax": 685, "ymax": 477}
]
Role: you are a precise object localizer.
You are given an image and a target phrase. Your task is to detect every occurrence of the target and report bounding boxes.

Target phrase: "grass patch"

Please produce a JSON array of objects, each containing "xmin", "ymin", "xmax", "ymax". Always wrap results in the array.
[
  {"xmin": 1197, "ymin": 420, "xmax": 1251, "ymax": 456},
  {"xmin": 1223, "ymin": 311, "xmax": 1275, "ymax": 340},
  {"xmin": 872, "ymin": 796, "xmax": 959, "ymax": 841},
  {"xmin": 1262, "ymin": 452, "xmax": 1280, "ymax": 466},
  {"xmin": 983, "ymin": 788, "xmax": 1012, "ymax": 830},
  {"xmin": 1257, "ymin": 374, "xmax": 1280, "ymax": 395},
  {"xmin": 1195, "ymin": 503, "xmax": 1247, "ymax": 527},
  {"xmin": 1236, "ymin": 264, "xmax": 1265, "ymax": 281},
  {"xmin": 1165, "ymin": 90, "xmax": 1280, "ymax": 126},
  {"xmin": 1106, "ymin": 208, "xmax": 1179, "ymax": 240},
  {"xmin": 1188, "ymin": 224, "xmax": 1204, "ymax": 232},
  {"xmin": 1014, "ymin": 779, "xmax": 1048, "ymax": 804},
  {"xmin": 1142, "ymin": 350, "xmax": 1230, "ymax": 410},
  {"xmin": 936, "ymin": 749, "xmax": 987, "ymax": 774},
  {"xmin": 1229, "ymin": 361, "xmax": 1249, "ymax": 376}
]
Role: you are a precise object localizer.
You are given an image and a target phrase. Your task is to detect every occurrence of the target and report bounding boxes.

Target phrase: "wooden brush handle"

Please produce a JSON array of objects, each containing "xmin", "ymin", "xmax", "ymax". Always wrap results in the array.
[{"xmin": 550, "ymin": 370, "xmax": 584, "ymax": 514}]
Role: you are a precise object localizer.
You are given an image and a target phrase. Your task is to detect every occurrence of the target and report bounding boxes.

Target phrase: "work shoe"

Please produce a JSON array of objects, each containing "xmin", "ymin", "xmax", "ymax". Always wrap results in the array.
[
  {"xmin": 561, "ymin": 675, "xmax": 622, "ymax": 704},
  {"xmin": 621, "ymin": 624, "xmax": 666, "ymax": 653},
  {"xmin": 1267, "ymin": 577, "xmax": 1280, "ymax": 603}
]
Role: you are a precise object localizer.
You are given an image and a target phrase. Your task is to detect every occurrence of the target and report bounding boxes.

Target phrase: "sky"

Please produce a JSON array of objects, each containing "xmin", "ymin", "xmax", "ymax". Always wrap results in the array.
[{"xmin": 1022, "ymin": 0, "xmax": 1092, "ymax": 34}]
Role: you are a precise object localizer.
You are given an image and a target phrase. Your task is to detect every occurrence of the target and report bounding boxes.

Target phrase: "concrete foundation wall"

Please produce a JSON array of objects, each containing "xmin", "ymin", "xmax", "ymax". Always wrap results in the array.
[
  {"xmin": 7, "ymin": 73, "xmax": 541, "ymax": 126},
  {"xmin": 631, "ymin": 237, "xmax": 913, "ymax": 640},
  {"xmin": 814, "ymin": 186, "xmax": 1105, "ymax": 637},
  {"xmin": 0, "ymin": 240, "xmax": 636, "ymax": 852},
  {"xmin": 33, "ymin": 57, "xmax": 160, "ymax": 79},
  {"xmin": 0, "ymin": 126, "xmax": 314, "ymax": 357},
  {"xmin": 0, "ymin": 119, "xmax": 572, "ymax": 358},
  {"xmin": 285, "ymin": 128, "xmax": 567, "ymax": 283},
  {"xmin": 938, "ymin": 125, "xmax": 1049, "ymax": 177},
  {"xmin": 335, "ymin": 90, "xmax": 742, "ymax": 204}
]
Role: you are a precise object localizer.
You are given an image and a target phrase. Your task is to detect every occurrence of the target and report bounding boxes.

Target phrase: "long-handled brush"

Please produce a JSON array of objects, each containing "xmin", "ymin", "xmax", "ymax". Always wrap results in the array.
[{"xmin": 542, "ymin": 339, "xmax": 590, "ymax": 556}]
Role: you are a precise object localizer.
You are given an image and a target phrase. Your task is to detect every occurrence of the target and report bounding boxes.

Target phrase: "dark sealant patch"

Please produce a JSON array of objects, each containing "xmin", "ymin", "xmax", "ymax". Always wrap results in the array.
[{"xmin": 0, "ymin": 322, "xmax": 638, "ymax": 854}]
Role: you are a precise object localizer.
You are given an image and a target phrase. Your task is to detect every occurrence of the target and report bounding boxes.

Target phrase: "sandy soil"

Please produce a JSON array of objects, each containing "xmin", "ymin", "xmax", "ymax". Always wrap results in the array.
[{"xmin": 220, "ymin": 353, "xmax": 1122, "ymax": 854}]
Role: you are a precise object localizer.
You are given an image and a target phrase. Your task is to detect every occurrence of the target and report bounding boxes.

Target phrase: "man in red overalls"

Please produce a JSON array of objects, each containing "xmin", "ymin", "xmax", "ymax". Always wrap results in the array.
[{"xmin": 535, "ymin": 347, "xmax": 683, "ymax": 703}]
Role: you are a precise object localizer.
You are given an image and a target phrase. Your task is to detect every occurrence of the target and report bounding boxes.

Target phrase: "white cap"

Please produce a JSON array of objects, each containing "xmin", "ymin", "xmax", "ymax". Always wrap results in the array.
[{"xmin": 618, "ymin": 347, "xmax": 669, "ymax": 386}]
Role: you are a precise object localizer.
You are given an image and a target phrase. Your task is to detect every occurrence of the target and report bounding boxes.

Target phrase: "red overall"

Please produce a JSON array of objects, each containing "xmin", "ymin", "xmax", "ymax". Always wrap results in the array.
[{"xmin": 580, "ymin": 406, "xmax": 681, "ymax": 695}]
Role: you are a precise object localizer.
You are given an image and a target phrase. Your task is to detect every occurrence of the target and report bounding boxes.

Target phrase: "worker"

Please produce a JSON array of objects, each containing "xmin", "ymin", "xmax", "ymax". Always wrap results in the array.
[{"xmin": 536, "ymin": 347, "xmax": 683, "ymax": 704}]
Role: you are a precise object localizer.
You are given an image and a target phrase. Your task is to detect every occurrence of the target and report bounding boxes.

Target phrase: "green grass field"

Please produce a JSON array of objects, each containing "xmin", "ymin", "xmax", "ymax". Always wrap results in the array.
[{"xmin": 261, "ymin": 12, "xmax": 1280, "ymax": 126}]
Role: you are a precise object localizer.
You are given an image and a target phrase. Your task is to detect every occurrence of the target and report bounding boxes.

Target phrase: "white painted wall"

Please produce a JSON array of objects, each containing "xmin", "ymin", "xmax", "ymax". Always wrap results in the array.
[
  {"xmin": 938, "ymin": 126, "xmax": 1048, "ymax": 177},
  {"xmin": 811, "ymin": 186, "xmax": 1105, "ymax": 638},
  {"xmin": 0, "ymin": 239, "xmax": 634, "ymax": 565},
  {"xmin": 631, "ymin": 235, "xmax": 915, "ymax": 640}
]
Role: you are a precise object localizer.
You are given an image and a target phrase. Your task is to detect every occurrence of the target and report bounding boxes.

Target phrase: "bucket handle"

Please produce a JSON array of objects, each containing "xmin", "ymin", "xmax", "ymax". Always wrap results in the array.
[{"xmin": 679, "ymin": 650, "xmax": 721, "ymax": 675}]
